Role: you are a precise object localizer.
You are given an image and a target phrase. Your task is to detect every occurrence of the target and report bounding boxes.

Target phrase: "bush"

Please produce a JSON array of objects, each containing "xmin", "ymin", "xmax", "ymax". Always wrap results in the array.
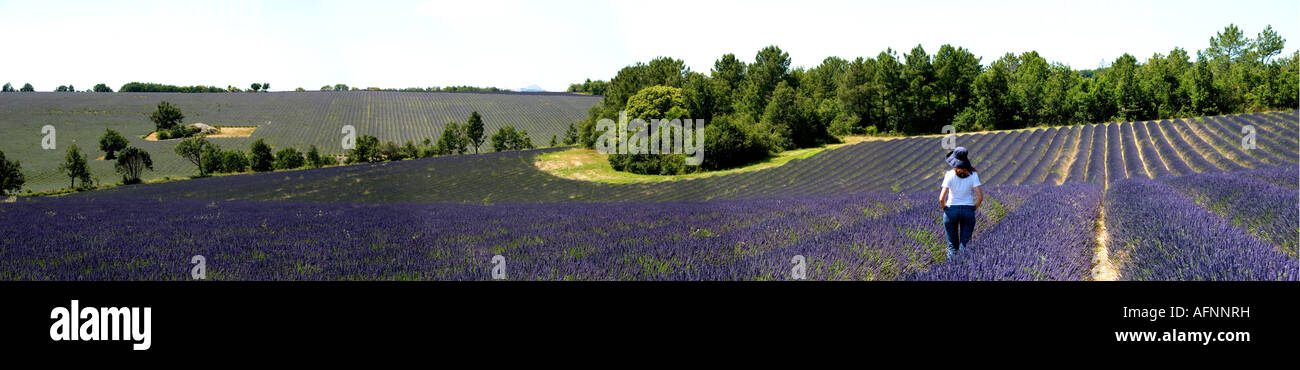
[
  {"xmin": 156, "ymin": 125, "xmax": 199, "ymax": 140},
  {"xmin": 305, "ymin": 145, "xmax": 330, "ymax": 168},
  {"xmin": 402, "ymin": 141, "xmax": 420, "ymax": 159},
  {"xmin": 201, "ymin": 144, "xmax": 224, "ymax": 174},
  {"xmin": 202, "ymin": 148, "xmax": 250, "ymax": 174},
  {"xmin": 274, "ymin": 147, "xmax": 304, "ymax": 170},
  {"xmin": 490, "ymin": 125, "xmax": 535, "ymax": 152},
  {"xmin": 828, "ymin": 113, "xmax": 863, "ymax": 136},
  {"xmin": 952, "ymin": 107, "xmax": 988, "ymax": 133},
  {"xmin": 114, "ymin": 147, "xmax": 153, "ymax": 184},
  {"xmin": 701, "ymin": 114, "xmax": 774, "ymax": 171},
  {"xmin": 609, "ymin": 153, "xmax": 689, "ymax": 175},
  {"xmin": 346, "ymin": 135, "xmax": 382, "ymax": 163},
  {"xmin": 378, "ymin": 141, "xmax": 406, "ymax": 161},
  {"xmin": 220, "ymin": 150, "xmax": 249, "ymax": 173},
  {"xmin": 435, "ymin": 123, "xmax": 468, "ymax": 155},
  {"xmin": 0, "ymin": 150, "xmax": 25, "ymax": 195}
]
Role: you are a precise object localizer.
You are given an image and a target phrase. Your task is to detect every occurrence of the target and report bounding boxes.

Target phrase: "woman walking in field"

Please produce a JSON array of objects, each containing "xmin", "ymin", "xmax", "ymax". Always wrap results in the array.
[{"xmin": 939, "ymin": 147, "xmax": 982, "ymax": 259}]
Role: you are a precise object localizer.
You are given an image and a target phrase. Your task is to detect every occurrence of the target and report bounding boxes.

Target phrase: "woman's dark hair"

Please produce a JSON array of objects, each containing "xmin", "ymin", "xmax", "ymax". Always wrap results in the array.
[{"xmin": 954, "ymin": 166, "xmax": 977, "ymax": 178}]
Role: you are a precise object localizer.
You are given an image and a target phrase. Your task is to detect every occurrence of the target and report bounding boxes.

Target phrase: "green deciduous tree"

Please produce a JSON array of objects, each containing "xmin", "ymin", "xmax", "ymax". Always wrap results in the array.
[
  {"xmin": 625, "ymin": 85, "xmax": 689, "ymax": 121},
  {"xmin": 274, "ymin": 147, "xmax": 304, "ymax": 169},
  {"xmin": 346, "ymin": 135, "xmax": 382, "ymax": 163},
  {"xmin": 98, "ymin": 128, "xmax": 128, "ymax": 160},
  {"xmin": 466, "ymin": 111, "xmax": 485, "ymax": 154},
  {"xmin": 249, "ymin": 138, "xmax": 274, "ymax": 171},
  {"xmin": 218, "ymin": 150, "xmax": 249, "ymax": 173},
  {"xmin": 762, "ymin": 81, "xmax": 806, "ymax": 149},
  {"xmin": 175, "ymin": 137, "xmax": 212, "ymax": 176},
  {"xmin": 0, "ymin": 150, "xmax": 25, "ymax": 195},
  {"xmin": 305, "ymin": 145, "xmax": 329, "ymax": 168},
  {"xmin": 436, "ymin": 122, "xmax": 468, "ymax": 155},
  {"xmin": 200, "ymin": 143, "xmax": 225, "ymax": 174},
  {"xmin": 58, "ymin": 143, "xmax": 92, "ymax": 189},
  {"xmin": 149, "ymin": 101, "xmax": 185, "ymax": 131},
  {"xmin": 702, "ymin": 114, "xmax": 773, "ymax": 171},
  {"xmin": 1108, "ymin": 53, "xmax": 1151, "ymax": 120},
  {"xmin": 114, "ymin": 146, "xmax": 152, "ymax": 184},
  {"xmin": 490, "ymin": 125, "xmax": 535, "ymax": 152}
]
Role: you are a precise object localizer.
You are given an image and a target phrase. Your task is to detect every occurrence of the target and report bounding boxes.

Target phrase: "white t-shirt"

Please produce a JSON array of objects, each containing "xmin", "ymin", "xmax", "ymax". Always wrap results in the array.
[{"xmin": 941, "ymin": 170, "xmax": 982, "ymax": 206}]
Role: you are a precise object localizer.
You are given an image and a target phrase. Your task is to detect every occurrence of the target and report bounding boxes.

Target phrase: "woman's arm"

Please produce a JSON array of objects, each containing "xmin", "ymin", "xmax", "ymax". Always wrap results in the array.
[
  {"xmin": 973, "ymin": 186, "xmax": 983, "ymax": 210},
  {"xmin": 938, "ymin": 187, "xmax": 949, "ymax": 210}
]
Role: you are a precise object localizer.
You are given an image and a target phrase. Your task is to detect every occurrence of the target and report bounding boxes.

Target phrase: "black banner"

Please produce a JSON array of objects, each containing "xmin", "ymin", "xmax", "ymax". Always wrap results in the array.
[{"xmin": 1, "ymin": 282, "xmax": 1295, "ymax": 358}]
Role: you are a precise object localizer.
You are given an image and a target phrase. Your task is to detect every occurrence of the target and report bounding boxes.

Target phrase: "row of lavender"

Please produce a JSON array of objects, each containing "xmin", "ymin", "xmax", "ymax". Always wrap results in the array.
[
  {"xmin": 3, "ymin": 186, "xmax": 1045, "ymax": 280},
  {"xmin": 1105, "ymin": 167, "xmax": 1298, "ymax": 281},
  {"xmin": 1163, "ymin": 166, "xmax": 1299, "ymax": 254}
]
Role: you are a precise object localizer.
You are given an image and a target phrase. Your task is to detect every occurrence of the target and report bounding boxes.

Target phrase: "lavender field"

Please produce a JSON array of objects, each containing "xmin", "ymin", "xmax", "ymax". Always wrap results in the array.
[
  {"xmin": 1, "ymin": 111, "xmax": 1296, "ymax": 281},
  {"xmin": 0, "ymin": 91, "xmax": 599, "ymax": 191}
]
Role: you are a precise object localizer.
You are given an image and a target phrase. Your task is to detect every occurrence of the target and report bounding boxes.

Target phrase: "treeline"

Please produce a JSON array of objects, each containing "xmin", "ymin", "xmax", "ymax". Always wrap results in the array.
[
  {"xmin": 180, "ymin": 110, "xmax": 539, "ymax": 179},
  {"xmin": 566, "ymin": 79, "xmax": 608, "ymax": 95},
  {"xmin": 573, "ymin": 24, "xmax": 1298, "ymax": 174},
  {"xmin": 1, "ymin": 83, "xmax": 36, "ymax": 92},
  {"xmin": 2, "ymin": 83, "xmax": 115, "ymax": 92},
  {"xmin": 119, "ymin": 82, "xmax": 231, "ymax": 93},
  {"xmin": 316, "ymin": 84, "xmax": 507, "ymax": 92}
]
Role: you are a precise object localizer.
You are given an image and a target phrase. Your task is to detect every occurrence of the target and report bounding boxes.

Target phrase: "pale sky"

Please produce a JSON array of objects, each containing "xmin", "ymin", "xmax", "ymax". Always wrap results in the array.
[{"xmin": 0, "ymin": 0, "xmax": 1296, "ymax": 92}]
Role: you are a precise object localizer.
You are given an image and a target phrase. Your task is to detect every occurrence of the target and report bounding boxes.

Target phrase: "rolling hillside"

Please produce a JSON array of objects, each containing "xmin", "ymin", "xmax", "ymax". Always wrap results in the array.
[
  {"xmin": 0, "ymin": 91, "xmax": 600, "ymax": 191},
  {"xmin": 75, "ymin": 111, "xmax": 1299, "ymax": 204}
]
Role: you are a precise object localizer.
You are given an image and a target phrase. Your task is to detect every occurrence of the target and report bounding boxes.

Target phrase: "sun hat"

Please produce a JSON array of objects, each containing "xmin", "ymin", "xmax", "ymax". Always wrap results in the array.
[{"xmin": 945, "ymin": 147, "xmax": 973, "ymax": 170}]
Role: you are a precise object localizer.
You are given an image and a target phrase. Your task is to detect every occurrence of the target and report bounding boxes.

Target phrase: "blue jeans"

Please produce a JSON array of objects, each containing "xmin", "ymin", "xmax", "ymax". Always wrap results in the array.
[{"xmin": 942, "ymin": 205, "xmax": 977, "ymax": 258}]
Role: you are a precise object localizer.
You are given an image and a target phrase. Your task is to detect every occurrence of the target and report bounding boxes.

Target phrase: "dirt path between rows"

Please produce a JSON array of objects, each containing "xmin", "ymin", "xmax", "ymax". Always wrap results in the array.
[
  {"xmin": 1091, "ymin": 125, "xmax": 1119, "ymax": 281},
  {"xmin": 1091, "ymin": 200, "xmax": 1119, "ymax": 281}
]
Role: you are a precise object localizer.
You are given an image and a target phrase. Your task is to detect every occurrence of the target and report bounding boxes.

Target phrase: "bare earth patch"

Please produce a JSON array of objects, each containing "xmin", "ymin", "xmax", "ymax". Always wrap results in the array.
[
  {"xmin": 144, "ymin": 125, "xmax": 257, "ymax": 141},
  {"xmin": 205, "ymin": 126, "xmax": 257, "ymax": 138}
]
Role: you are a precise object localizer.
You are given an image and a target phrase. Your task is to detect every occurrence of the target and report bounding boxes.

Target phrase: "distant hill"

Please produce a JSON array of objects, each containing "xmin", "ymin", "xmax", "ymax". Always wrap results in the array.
[
  {"xmin": 0, "ymin": 91, "xmax": 599, "ymax": 191},
  {"xmin": 519, "ymin": 84, "xmax": 546, "ymax": 92}
]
